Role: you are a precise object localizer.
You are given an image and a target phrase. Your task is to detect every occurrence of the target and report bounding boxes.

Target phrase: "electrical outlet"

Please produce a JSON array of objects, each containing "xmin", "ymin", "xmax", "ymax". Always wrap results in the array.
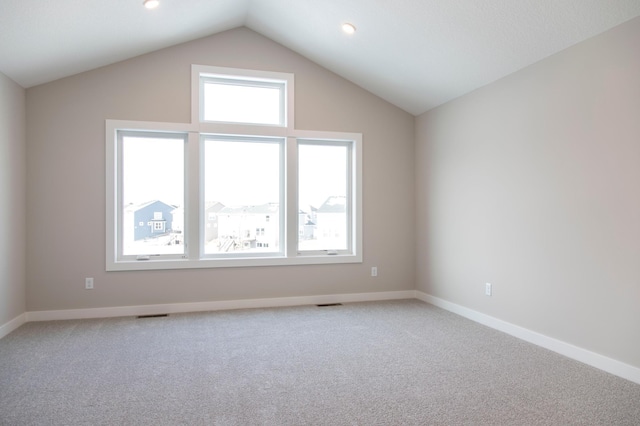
[
  {"xmin": 85, "ymin": 277, "xmax": 94, "ymax": 290},
  {"xmin": 371, "ymin": 267, "xmax": 378, "ymax": 277},
  {"xmin": 485, "ymin": 282, "xmax": 492, "ymax": 296}
]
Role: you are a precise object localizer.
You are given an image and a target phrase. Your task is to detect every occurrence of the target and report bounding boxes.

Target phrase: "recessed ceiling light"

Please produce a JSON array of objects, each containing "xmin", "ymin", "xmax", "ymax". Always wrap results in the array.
[
  {"xmin": 342, "ymin": 23, "xmax": 356, "ymax": 35},
  {"xmin": 143, "ymin": 0, "xmax": 160, "ymax": 9}
]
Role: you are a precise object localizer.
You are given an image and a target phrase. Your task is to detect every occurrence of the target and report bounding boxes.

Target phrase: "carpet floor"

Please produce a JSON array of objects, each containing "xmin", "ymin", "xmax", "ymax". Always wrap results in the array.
[{"xmin": 1, "ymin": 299, "xmax": 639, "ymax": 425}]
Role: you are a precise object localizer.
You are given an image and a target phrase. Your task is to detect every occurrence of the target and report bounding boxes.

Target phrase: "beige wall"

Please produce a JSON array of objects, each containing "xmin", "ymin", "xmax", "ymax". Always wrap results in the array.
[
  {"xmin": 25, "ymin": 27, "xmax": 415, "ymax": 311},
  {"xmin": 0, "ymin": 71, "xmax": 26, "ymax": 325},
  {"xmin": 416, "ymin": 17, "xmax": 640, "ymax": 368}
]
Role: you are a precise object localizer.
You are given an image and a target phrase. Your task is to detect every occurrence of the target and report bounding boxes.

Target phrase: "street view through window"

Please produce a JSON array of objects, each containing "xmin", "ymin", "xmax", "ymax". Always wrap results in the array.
[
  {"xmin": 121, "ymin": 135, "xmax": 350, "ymax": 256},
  {"xmin": 121, "ymin": 134, "xmax": 185, "ymax": 256}
]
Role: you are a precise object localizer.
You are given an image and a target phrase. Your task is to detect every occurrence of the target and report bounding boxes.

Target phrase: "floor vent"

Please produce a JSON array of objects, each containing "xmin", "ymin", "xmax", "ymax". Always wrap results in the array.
[
  {"xmin": 136, "ymin": 314, "xmax": 169, "ymax": 319},
  {"xmin": 316, "ymin": 303, "xmax": 343, "ymax": 307}
]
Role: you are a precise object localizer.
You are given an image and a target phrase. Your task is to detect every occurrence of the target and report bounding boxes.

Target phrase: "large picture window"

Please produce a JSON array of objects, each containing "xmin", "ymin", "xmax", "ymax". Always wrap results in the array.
[
  {"xmin": 202, "ymin": 135, "xmax": 284, "ymax": 256},
  {"xmin": 106, "ymin": 65, "xmax": 361, "ymax": 271}
]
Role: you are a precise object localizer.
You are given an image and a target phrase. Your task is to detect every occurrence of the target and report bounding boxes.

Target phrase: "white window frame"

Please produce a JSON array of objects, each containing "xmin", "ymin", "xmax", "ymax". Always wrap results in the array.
[
  {"xmin": 192, "ymin": 65, "xmax": 294, "ymax": 130},
  {"xmin": 296, "ymin": 138, "xmax": 355, "ymax": 257},
  {"xmin": 106, "ymin": 65, "xmax": 362, "ymax": 271},
  {"xmin": 199, "ymin": 133, "xmax": 286, "ymax": 260},
  {"xmin": 107, "ymin": 126, "xmax": 191, "ymax": 264}
]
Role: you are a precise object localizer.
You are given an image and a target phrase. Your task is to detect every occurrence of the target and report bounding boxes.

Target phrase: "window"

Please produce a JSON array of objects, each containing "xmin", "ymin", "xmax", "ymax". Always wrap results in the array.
[
  {"xmin": 298, "ymin": 140, "xmax": 351, "ymax": 253},
  {"xmin": 117, "ymin": 131, "xmax": 186, "ymax": 258},
  {"xmin": 106, "ymin": 65, "xmax": 361, "ymax": 271},
  {"xmin": 193, "ymin": 65, "xmax": 293, "ymax": 128},
  {"xmin": 202, "ymin": 135, "xmax": 283, "ymax": 256},
  {"xmin": 201, "ymin": 77, "xmax": 285, "ymax": 126}
]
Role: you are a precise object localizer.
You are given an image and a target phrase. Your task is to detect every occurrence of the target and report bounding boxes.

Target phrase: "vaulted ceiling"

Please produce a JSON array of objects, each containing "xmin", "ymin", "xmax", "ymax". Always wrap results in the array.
[{"xmin": 1, "ymin": 0, "xmax": 639, "ymax": 115}]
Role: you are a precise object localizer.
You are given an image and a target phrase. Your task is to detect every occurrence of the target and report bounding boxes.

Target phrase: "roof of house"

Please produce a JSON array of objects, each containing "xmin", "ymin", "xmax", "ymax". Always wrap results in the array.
[
  {"xmin": 218, "ymin": 203, "xmax": 279, "ymax": 215},
  {"xmin": 205, "ymin": 201, "xmax": 226, "ymax": 212},
  {"xmin": 317, "ymin": 196, "xmax": 346, "ymax": 213},
  {"xmin": 124, "ymin": 200, "xmax": 177, "ymax": 213}
]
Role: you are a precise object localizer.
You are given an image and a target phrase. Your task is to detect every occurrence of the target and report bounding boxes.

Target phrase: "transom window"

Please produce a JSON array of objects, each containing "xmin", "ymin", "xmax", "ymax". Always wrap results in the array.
[
  {"xmin": 106, "ymin": 65, "xmax": 361, "ymax": 271},
  {"xmin": 201, "ymin": 77, "xmax": 285, "ymax": 126}
]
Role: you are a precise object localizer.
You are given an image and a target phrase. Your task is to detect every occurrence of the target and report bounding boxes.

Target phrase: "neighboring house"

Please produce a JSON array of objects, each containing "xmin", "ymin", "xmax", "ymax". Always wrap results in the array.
[
  {"xmin": 216, "ymin": 203, "xmax": 279, "ymax": 251},
  {"xmin": 171, "ymin": 206, "xmax": 184, "ymax": 234},
  {"xmin": 124, "ymin": 200, "xmax": 176, "ymax": 242},
  {"xmin": 170, "ymin": 201, "xmax": 224, "ymax": 244},
  {"xmin": 316, "ymin": 196, "xmax": 347, "ymax": 248},
  {"xmin": 298, "ymin": 208, "xmax": 316, "ymax": 240},
  {"xmin": 170, "ymin": 206, "xmax": 184, "ymax": 245},
  {"xmin": 204, "ymin": 201, "xmax": 225, "ymax": 242}
]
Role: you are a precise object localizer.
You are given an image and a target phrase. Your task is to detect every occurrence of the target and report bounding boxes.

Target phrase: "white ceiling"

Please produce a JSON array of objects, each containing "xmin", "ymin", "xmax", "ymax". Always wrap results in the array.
[{"xmin": 1, "ymin": 0, "xmax": 640, "ymax": 115}]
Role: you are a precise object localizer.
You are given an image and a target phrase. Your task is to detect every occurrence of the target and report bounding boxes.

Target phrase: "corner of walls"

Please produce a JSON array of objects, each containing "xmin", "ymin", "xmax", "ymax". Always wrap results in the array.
[
  {"xmin": 0, "ymin": 313, "xmax": 27, "ymax": 340},
  {"xmin": 414, "ymin": 111, "xmax": 430, "ymax": 296},
  {"xmin": 0, "ymin": 71, "xmax": 27, "ymax": 337}
]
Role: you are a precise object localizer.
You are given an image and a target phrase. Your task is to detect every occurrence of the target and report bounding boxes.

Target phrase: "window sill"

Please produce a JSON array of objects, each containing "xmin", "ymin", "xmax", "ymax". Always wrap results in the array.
[{"xmin": 107, "ymin": 253, "xmax": 362, "ymax": 272}]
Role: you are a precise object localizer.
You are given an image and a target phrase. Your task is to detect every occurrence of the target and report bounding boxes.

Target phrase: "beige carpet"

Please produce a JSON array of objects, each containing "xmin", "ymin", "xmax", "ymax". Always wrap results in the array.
[{"xmin": 1, "ymin": 299, "xmax": 639, "ymax": 425}]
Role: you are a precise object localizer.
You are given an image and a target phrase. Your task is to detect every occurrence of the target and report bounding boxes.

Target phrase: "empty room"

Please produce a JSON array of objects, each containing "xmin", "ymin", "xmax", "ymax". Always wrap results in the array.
[{"xmin": 1, "ymin": 0, "xmax": 639, "ymax": 424}]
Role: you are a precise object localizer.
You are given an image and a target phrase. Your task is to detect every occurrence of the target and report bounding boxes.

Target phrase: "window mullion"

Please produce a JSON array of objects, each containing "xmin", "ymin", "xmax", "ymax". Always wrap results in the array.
[
  {"xmin": 114, "ymin": 131, "xmax": 124, "ymax": 261},
  {"xmin": 286, "ymin": 137, "xmax": 298, "ymax": 258},
  {"xmin": 187, "ymin": 131, "xmax": 200, "ymax": 260},
  {"xmin": 346, "ymin": 143, "xmax": 354, "ymax": 253},
  {"xmin": 353, "ymin": 135, "xmax": 363, "ymax": 259}
]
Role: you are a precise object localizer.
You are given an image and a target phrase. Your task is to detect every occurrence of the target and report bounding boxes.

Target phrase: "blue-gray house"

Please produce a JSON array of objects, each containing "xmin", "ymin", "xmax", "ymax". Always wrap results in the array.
[{"xmin": 124, "ymin": 200, "xmax": 176, "ymax": 241}]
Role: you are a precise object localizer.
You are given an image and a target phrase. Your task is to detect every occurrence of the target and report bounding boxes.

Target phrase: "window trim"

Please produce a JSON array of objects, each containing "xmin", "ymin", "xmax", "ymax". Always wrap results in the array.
[
  {"xmin": 296, "ymin": 138, "xmax": 355, "ymax": 256},
  {"xmin": 199, "ymin": 134, "xmax": 286, "ymax": 260},
  {"xmin": 107, "ymin": 121, "xmax": 362, "ymax": 271},
  {"xmin": 191, "ymin": 65, "xmax": 294, "ymax": 129},
  {"xmin": 116, "ymin": 130, "xmax": 188, "ymax": 261}
]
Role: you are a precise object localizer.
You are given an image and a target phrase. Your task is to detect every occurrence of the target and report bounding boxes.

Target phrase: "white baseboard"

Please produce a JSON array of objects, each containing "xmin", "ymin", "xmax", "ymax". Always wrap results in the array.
[
  {"xmin": 415, "ymin": 291, "xmax": 640, "ymax": 386},
  {"xmin": 25, "ymin": 290, "xmax": 415, "ymax": 322},
  {"xmin": 0, "ymin": 313, "xmax": 27, "ymax": 339}
]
